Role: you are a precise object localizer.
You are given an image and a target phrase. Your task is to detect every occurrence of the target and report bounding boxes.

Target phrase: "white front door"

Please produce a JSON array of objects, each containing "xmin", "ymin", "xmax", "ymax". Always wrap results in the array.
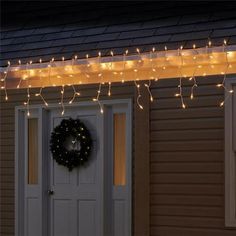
[
  {"xmin": 15, "ymin": 100, "xmax": 132, "ymax": 236},
  {"xmin": 49, "ymin": 106, "xmax": 103, "ymax": 236}
]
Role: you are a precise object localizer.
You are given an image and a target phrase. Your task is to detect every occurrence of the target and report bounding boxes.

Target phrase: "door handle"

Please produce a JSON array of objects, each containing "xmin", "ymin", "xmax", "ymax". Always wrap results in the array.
[{"xmin": 47, "ymin": 190, "xmax": 54, "ymax": 195}]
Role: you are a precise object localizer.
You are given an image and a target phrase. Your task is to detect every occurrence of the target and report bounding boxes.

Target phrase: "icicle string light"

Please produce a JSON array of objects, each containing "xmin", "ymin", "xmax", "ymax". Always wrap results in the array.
[
  {"xmin": 134, "ymin": 64, "xmax": 143, "ymax": 109},
  {"xmin": 1, "ymin": 61, "xmax": 10, "ymax": 101},
  {"xmin": 134, "ymin": 80, "xmax": 143, "ymax": 110},
  {"xmin": 189, "ymin": 44, "xmax": 199, "ymax": 100},
  {"xmin": 60, "ymin": 85, "xmax": 65, "ymax": 115},
  {"xmin": 92, "ymin": 52, "xmax": 104, "ymax": 113},
  {"xmin": 175, "ymin": 46, "xmax": 186, "ymax": 109},
  {"xmin": 1, "ymin": 40, "xmax": 235, "ymax": 111},
  {"xmin": 217, "ymin": 40, "xmax": 234, "ymax": 107},
  {"xmin": 23, "ymin": 62, "xmax": 32, "ymax": 116},
  {"xmin": 144, "ymin": 80, "xmax": 154, "ymax": 102},
  {"xmin": 121, "ymin": 50, "xmax": 128, "ymax": 83},
  {"xmin": 93, "ymin": 83, "xmax": 103, "ymax": 113},
  {"xmin": 69, "ymin": 57, "xmax": 80, "ymax": 104},
  {"xmin": 35, "ymin": 59, "xmax": 48, "ymax": 106},
  {"xmin": 108, "ymin": 51, "xmax": 113, "ymax": 96}
]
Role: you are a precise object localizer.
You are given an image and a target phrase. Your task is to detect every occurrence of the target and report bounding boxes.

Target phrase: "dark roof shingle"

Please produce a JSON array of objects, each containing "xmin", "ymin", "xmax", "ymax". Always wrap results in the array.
[{"xmin": 1, "ymin": 2, "xmax": 236, "ymax": 66}]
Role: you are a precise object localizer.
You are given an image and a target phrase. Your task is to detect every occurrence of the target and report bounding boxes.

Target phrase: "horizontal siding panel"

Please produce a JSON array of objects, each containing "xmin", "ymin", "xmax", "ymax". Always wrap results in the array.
[
  {"xmin": 1, "ymin": 197, "xmax": 14, "ymax": 205},
  {"xmin": 0, "ymin": 168, "xmax": 14, "ymax": 175},
  {"xmin": 151, "ymin": 118, "xmax": 223, "ymax": 131},
  {"xmin": 150, "ymin": 129, "xmax": 223, "ymax": 141},
  {"xmin": 150, "ymin": 195, "xmax": 223, "ymax": 206},
  {"xmin": 0, "ymin": 219, "xmax": 14, "ymax": 226},
  {"xmin": 0, "ymin": 138, "xmax": 15, "ymax": 146},
  {"xmin": 151, "ymin": 107, "xmax": 223, "ymax": 120},
  {"xmin": 0, "ymin": 160, "xmax": 14, "ymax": 168},
  {"xmin": 150, "ymin": 151, "xmax": 223, "ymax": 162},
  {"xmin": 0, "ymin": 227, "xmax": 14, "ymax": 235},
  {"xmin": 150, "ymin": 140, "xmax": 223, "ymax": 151},
  {"xmin": 150, "ymin": 163, "xmax": 222, "ymax": 173},
  {"xmin": 150, "ymin": 184, "xmax": 223, "ymax": 195},
  {"xmin": 0, "ymin": 153, "xmax": 15, "ymax": 161},
  {"xmin": 0, "ymin": 146, "xmax": 14, "ymax": 153},
  {"xmin": 150, "ymin": 173, "xmax": 223, "ymax": 184},
  {"xmin": 150, "ymin": 215, "xmax": 223, "ymax": 228},
  {"xmin": 150, "ymin": 226, "xmax": 236, "ymax": 236},
  {"xmin": 0, "ymin": 175, "xmax": 15, "ymax": 183},
  {"xmin": 150, "ymin": 205, "xmax": 223, "ymax": 218}
]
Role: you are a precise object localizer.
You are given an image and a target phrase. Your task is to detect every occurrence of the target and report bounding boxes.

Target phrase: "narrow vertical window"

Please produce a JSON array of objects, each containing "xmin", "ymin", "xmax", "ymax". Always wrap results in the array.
[
  {"xmin": 113, "ymin": 113, "xmax": 126, "ymax": 186},
  {"xmin": 28, "ymin": 118, "xmax": 38, "ymax": 184}
]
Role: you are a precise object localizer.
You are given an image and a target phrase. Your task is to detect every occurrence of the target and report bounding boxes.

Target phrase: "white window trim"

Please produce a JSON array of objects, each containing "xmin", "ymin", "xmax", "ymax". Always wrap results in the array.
[{"xmin": 225, "ymin": 77, "xmax": 236, "ymax": 227}]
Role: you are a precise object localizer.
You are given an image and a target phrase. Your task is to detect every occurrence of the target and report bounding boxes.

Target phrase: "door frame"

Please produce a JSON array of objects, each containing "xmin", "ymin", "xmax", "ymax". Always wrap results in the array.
[{"xmin": 15, "ymin": 99, "xmax": 132, "ymax": 236}]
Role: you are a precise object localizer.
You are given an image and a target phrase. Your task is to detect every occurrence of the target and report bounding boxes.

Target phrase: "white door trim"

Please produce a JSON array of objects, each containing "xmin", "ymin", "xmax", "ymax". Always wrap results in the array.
[{"xmin": 15, "ymin": 99, "xmax": 132, "ymax": 236}]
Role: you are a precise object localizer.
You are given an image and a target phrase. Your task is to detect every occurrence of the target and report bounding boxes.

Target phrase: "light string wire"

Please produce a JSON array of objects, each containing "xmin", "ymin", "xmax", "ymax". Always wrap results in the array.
[
  {"xmin": 48, "ymin": 58, "xmax": 54, "ymax": 87},
  {"xmin": 108, "ymin": 51, "xmax": 114, "ymax": 97},
  {"xmin": 144, "ymin": 48, "xmax": 155, "ymax": 102},
  {"xmin": 16, "ymin": 60, "xmax": 23, "ymax": 88},
  {"xmin": 1, "ymin": 61, "xmax": 10, "ymax": 101},
  {"xmin": 189, "ymin": 44, "xmax": 199, "ymax": 100},
  {"xmin": 217, "ymin": 40, "xmax": 234, "ymax": 107},
  {"xmin": 93, "ymin": 52, "xmax": 103, "ymax": 113},
  {"xmin": 134, "ymin": 48, "xmax": 143, "ymax": 110},
  {"xmin": 35, "ymin": 59, "xmax": 48, "ymax": 106},
  {"xmin": 153, "ymin": 46, "xmax": 167, "ymax": 82},
  {"xmin": 121, "ymin": 50, "xmax": 128, "ymax": 83},
  {"xmin": 59, "ymin": 57, "xmax": 65, "ymax": 115},
  {"xmin": 23, "ymin": 62, "xmax": 31, "ymax": 116},
  {"xmin": 175, "ymin": 46, "xmax": 186, "ymax": 109},
  {"xmin": 69, "ymin": 55, "xmax": 81, "ymax": 104}
]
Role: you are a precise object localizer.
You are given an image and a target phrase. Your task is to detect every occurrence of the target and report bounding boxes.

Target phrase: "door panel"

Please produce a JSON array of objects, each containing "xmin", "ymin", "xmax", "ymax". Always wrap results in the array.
[
  {"xmin": 78, "ymin": 200, "xmax": 96, "ymax": 236},
  {"xmin": 49, "ymin": 106, "xmax": 103, "ymax": 236}
]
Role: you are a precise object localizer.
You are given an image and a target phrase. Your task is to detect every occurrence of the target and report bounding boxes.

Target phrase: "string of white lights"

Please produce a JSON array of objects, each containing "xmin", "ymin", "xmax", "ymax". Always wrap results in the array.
[
  {"xmin": 108, "ymin": 51, "xmax": 114, "ymax": 96},
  {"xmin": 93, "ymin": 52, "xmax": 104, "ymax": 113},
  {"xmin": 144, "ymin": 80, "xmax": 154, "ymax": 102},
  {"xmin": 69, "ymin": 56, "xmax": 80, "ymax": 104},
  {"xmin": 16, "ymin": 60, "xmax": 23, "ymax": 88},
  {"xmin": 217, "ymin": 40, "xmax": 234, "ymax": 107},
  {"xmin": 1, "ymin": 40, "xmax": 235, "ymax": 110},
  {"xmin": 93, "ymin": 83, "xmax": 103, "ymax": 113},
  {"xmin": 134, "ymin": 80, "xmax": 143, "ymax": 110},
  {"xmin": 23, "ymin": 62, "xmax": 31, "ymax": 116},
  {"xmin": 120, "ymin": 50, "xmax": 128, "ymax": 83},
  {"xmin": 1, "ymin": 61, "xmax": 10, "ymax": 101},
  {"xmin": 175, "ymin": 46, "xmax": 186, "ymax": 109},
  {"xmin": 189, "ymin": 44, "xmax": 199, "ymax": 100},
  {"xmin": 133, "ymin": 63, "xmax": 144, "ymax": 109},
  {"xmin": 60, "ymin": 85, "xmax": 65, "ymax": 115},
  {"xmin": 144, "ymin": 48, "xmax": 155, "ymax": 102},
  {"xmin": 35, "ymin": 59, "xmax": 48, "ymax": 106}
]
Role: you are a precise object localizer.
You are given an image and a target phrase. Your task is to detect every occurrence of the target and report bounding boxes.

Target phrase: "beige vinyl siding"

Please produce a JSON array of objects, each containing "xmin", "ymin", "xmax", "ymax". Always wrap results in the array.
[{"xmin": 150, "ymin": 76, "xmax": 236, "ymax": 235}]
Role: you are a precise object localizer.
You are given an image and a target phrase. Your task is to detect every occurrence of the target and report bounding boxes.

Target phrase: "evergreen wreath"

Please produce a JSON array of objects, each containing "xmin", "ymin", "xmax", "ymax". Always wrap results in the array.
[{"xmin": 50, "ymin": 118, "xmax": 92, "ymax": 171}]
